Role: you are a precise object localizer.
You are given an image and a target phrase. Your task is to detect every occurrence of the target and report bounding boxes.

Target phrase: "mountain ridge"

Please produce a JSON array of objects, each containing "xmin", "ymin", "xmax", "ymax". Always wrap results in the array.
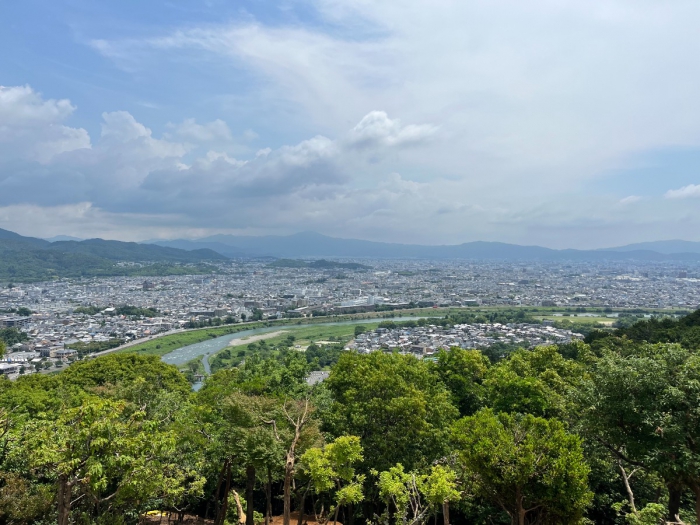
[
  {"xmin": 151, "ymin": 232, "xmax": 700, "ymax": 261},
  {"xmin": 6, "ymin": 227, "xmax": 700, "ymax": 263},
  {"xmin": 601, "ymin": 240, "xmax": 700, "ymax": 254},
  {"xmin": 0, "ymin": 228, "xmax": 227, "ymax": 282}
]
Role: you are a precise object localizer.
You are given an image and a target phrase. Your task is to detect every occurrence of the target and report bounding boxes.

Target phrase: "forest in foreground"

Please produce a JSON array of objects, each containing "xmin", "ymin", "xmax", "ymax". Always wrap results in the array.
[{"xmin": 1, "ymin": 311, "xmax": 700, "ymax": 525}]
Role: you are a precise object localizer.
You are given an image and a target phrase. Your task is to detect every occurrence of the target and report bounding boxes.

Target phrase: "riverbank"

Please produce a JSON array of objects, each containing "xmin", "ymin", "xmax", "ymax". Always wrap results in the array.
[
  {"xmin": 114, "ymin": 322, "xmax": 271, "ymax": 358},
  {"xmin": 227, "ymin": 330, "xmax": 288, "ymax": 347},
  {"xmin": 104, "ymin": 305, "xmax": 664, "ymax": 360},
  {"xmin": 112, "ymin": 309, "xmax": 437, "ymax": 359}
]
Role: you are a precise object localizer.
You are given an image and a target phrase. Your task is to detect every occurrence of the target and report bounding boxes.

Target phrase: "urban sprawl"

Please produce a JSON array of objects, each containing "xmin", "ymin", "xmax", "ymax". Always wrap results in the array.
[{"xmin": 2, "ymin": 259, "xmax": 699, "ymax": 377}]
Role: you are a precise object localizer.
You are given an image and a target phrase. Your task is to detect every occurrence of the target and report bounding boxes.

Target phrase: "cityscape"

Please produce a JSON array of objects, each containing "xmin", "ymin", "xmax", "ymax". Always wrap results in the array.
[
  {"xmin": 2, "ymin": 258, "xmax": 698, "ymax": 377},
  {"xmin": 4, "ymin": 1, "xmax": 700, "ymax": 522}
]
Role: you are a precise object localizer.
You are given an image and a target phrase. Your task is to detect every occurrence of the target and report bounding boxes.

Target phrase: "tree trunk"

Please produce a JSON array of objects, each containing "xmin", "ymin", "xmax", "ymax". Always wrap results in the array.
[
  {"xmin": 280, "ymin": 398, "xmax": 310, "ymax": 525},
  {"xmin": 442, "ymin": 502, "xmax": 450, "ymax": 525},
  {"xmin": 213, "ymin": 460, "xmax": 229, "ymax": 522},
  {"xmin": 668, "ymin": 485, "xmax": 682, "ymax": 523},
  {"xmin": 515, "ymin": 487, "xmax": 525, "ymax": 525},
  {"xmin": 215, "ymin": 465, "xmax": 232, "ymax": 525},
  {"xmin": 247, "ymin": 465, "xmax": 256, "ymax": 525},
  {"xmin": 297, "ymin": 504, "xmax": 304, "ymax": 525},
  {"xmin": 57, "ymin": 474, "xmax": 72, "ymax": 525},
  {"xmin": 332, "ymin": 503, "xmax": 340, "ymax": 525},
  {"xmin": 618, "ymin": 462, "xmax": 637, "ymax": 514},
  {"xmin": 232, "ymin": 490, "xmax": 246, "ymax": 524},
  {"xmin": 266, "ymin": 467, "xmax": 272, "ymax": 525},
  {"xmin": 691, "ymin": 484, "xmax": 700, "ymax": 525},
  {"xmin": 283, "ymin": 453, "xmax": 294, "ymax": 525}
]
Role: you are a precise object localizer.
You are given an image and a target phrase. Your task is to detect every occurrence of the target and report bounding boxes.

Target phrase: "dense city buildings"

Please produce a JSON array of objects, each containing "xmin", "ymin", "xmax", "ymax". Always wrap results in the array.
[
  {"xmin": 1, "ymin": 258, "xmax": 699, "ymax": 375},
  {"xmin": 347, "ymin": 322, "xmax": 583, "ymax": 355}
]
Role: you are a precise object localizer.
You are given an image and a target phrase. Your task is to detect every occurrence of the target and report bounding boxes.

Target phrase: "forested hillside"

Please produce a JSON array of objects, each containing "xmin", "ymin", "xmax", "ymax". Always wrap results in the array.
[
  {"xmin": 1, "ymin": 312, "xmax": 700, "ymax": 524},
  {"xmin": 0, "ymin": 228, "xmax": 225, "ymax": 282}
]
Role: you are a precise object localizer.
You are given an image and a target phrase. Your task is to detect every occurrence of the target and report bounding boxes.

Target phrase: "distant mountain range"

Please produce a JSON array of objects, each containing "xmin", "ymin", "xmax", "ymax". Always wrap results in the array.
[
  {"xmin": 3, "ymin": 227, "xmax": 700, "ymax": 284},
  {"xmin": 268, "ymin": 259, "xmax": 371, "ymax": 270},
  {"xmin": 147, "ymin": 238, "xmax": 247, "ymax": 258},
  {"xmin": 0, "ymin": 228, "xmax": 226, "ymax": 282},
  {"xmin": 601, "ymin": 240, "xmax": 700, "ymax": 255},
  {"xmin": 151, "ymin": 231, "xmax": 700, "ymax": 261},
  {"xmin": 44, "ymin": 235, "xmax": 84, "ymax": 242}
]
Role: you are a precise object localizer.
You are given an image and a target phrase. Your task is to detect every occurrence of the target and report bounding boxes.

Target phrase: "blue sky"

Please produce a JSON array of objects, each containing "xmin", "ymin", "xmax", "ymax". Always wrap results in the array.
[{"xmin": 2, "ymin": 0, "xmax": 700, "ymax": 248}]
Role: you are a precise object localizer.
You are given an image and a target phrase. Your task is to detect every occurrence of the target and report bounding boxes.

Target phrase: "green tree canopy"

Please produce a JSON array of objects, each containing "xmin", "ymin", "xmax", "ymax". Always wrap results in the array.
[
  {"xmin": 484, "ymin": 345, "xmax": 586, "ymax": 418},
  {"xmin": 59, "ymin": 353, "xmax": 191, "ymax": 395},
  {"xmin": 324, "ymin": 352, "xmax": 458, "ymax": 474},
  {"xmin": 452, "ymin": 409, "xmax": 592, "ymax": 525},
  {"xmin": 21, "ymin": 396, "xmax": 205, "ymax": 525},
  {"xmin": 0, "ymin": 327, "xmax": 28, "ymax": 347},
  {"xmin": 301, "ymin": 435, "xmax": 365, "ymax": 525},
  {"xmin": 578, "ymin": 343, "xmax": 700, "ymax": 523},
  {"xmin": 374, "ymin": 463, "xmax": 459, "ymax": 525},
  {"xmin": 432, "ymin": 347, "xmax": 489, "ymax": 416}
]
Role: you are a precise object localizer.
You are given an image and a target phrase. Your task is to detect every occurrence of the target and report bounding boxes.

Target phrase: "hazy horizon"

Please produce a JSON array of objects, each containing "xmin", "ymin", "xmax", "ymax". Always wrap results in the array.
[{"xmin": 4, "ymin": 226, "xmax": 700, "ymax": 253}]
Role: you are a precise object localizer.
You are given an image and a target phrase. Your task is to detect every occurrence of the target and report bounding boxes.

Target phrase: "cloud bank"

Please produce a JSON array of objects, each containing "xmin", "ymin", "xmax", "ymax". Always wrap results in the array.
[
  {"xmin": 4, "ymin": 0, "xmax": 700, "ymax": 247},
  {"xmin": 0, "ymin": 85, "xmax": 448, "ymax": 241},
  {"xmin": 665, "ymin": 184, "xmax": 700, "ymax": 200}
]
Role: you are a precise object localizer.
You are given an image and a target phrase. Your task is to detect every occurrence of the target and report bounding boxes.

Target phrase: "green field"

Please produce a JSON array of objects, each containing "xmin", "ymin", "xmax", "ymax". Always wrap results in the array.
[
  {"xmin": 534, "ymin": 315, "xmax": 615, "ymax": 325},
  {"xmin": 117, "ymin": 322, "xmax": 270, "ymax": 357},
  {"xmin": 116, "ymin": 308, "xmax": 445, "ymax": 358},
  {"xmin": 119, "ymin": 318, "xmax": 381, "ymax": 359},
  {"xmin": 206, "ymin": 322, "xmax": 374, "ymax": 372},
  {"xmin": 260, "ymin": 323, "xmax": 371, "ymax": 348},
  {"xmin": 117, "ymin": 305, "xmax": 683, "ymax": 360}
]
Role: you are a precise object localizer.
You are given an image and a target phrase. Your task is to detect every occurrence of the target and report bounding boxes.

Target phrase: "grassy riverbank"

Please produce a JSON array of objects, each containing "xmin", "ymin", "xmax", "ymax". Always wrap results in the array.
[
  {"xmin": 117, "ymin": 322, "xmax": 269, "ymax": 357},
  {"xmin": 116, "ymin": 308, "xmax": 441, "ymax": 358},
  {"xmin": 117, "ymin": 305, "xmax": 684, "ymax": 359},
  {"xmin": 207, "ymin": 321, "xmax": 374, "ymax": 372}
]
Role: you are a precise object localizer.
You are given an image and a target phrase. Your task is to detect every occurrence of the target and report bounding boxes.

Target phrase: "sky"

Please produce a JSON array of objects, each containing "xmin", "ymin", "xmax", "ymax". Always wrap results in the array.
[{"xmin": 2, "ymin": 0, "xmax": 700, "ymax": 249}]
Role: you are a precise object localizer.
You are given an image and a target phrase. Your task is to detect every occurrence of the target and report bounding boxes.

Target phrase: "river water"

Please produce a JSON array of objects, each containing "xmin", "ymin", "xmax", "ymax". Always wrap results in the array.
[
  {"xmin": 160, "ymin": 316, "xmax": 430, "ymax": 366},
  {"xmin": 158, "ymin": 316, "xmax": 432, "ymax": 390}
]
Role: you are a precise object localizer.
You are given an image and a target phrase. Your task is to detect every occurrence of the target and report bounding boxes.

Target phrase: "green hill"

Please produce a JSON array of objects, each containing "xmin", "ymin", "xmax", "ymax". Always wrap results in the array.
[
  {"xmin": 268, "ymin": 258, "xmax": 370, "ymax": 269},
  {"xmin": 0, "ymin": 228, "xmax": 226, "ymax": 282},
  {"xmin": 47, "ymin": 238, "xmax": 226, "ymax": 262}
]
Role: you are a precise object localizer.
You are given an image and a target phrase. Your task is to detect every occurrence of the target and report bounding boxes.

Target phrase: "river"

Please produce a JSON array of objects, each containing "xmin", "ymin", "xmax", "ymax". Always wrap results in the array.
[{"xmin": 159, "ymin": 316, "xmax": 432, "ymax": 390}]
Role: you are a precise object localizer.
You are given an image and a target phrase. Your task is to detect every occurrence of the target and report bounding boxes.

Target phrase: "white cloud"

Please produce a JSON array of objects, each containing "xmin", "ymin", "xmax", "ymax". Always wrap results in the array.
[
  {"xmin": 0, "ymin": 85, "xmax": 91, "ymax": 163},
  {"xmin": 243, "ymin": 129, "xmax": 259, "ymax": 141},
  {"xmin": 196, "ymin": 150, "xmax": 247, "ymax": 168},
  {"xmin": 168, "ymin": 118, "xmax": 233, "ymax": 142},
  {"xmin": 0, "ymin": 84, "xmax": 75, "ymax": 124},
  {"xmin": 0, "ymin": 202, "xmax": 208, "ymax": 241},
  {"xmin": 619, "ymin": 195, "xmax": 642, "ymax": 204},
  {"xmin": 5, "ymin": 80, "xmax": 700, "ymax": 247},
  {"xmin": 0, "ymin": 85, "xmax": 440, "ymax": 231},
  {"xmin": 347, "ymin": 111, "xmax": 436, "ymax": 148},
  {"xmin": 665, "ymin": 184, "xmax": 700, "ymax": 199},
  {"xmin": 100, "ymin": 111, "xmax": 186, "ymax": 158},
  {"xmin": 92, "ymin": 0, "xmax": 700, "ymax": 187}
]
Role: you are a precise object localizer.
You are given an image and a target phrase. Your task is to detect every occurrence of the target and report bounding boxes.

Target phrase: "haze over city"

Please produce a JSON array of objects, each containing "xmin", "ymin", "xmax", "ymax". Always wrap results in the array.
[{"xmin": 3, "ymin": 1, "xmax": 700, "ymax": 248}]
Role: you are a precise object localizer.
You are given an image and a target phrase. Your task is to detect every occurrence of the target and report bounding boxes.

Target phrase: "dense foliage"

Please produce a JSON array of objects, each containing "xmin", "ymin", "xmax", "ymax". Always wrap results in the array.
[
  {"xmin": 0, "ymin": 234, "xmax": 222, "ymax": 282},
  {"xmin": 268, "ymin": 259, "xmax": 370, "ymax": 269},
  {"xmin": 113, "ymin": 305, "xmax": 160, "ymax": 317},
  {"xmin": 64, "ymin": 339, "xmax": 125, "ymax": 357},
  {"xmin": 74, "ymin": 305, "xmax": 159, "ymax": 317},
  {"xmin": 0, "ymin": 327, "xmax": 29, "ymax": 347},
  {"xmin": 3, "ymin": 311, "xmax": 700, "ymax": 524}
]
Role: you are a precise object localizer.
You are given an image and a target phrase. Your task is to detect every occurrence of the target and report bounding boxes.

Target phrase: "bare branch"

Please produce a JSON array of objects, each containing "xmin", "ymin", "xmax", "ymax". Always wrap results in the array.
[
  {"xmin": 261, "ymin": 418, "xmax": 280, "ymax": 441},
  {"xmin": 618, "ymin": 459, "xmax": 638, "ymax": 514}
]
